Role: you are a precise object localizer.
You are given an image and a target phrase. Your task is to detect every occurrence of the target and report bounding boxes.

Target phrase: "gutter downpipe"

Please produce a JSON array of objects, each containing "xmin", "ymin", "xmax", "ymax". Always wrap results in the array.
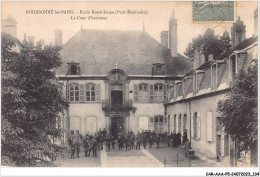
[{"xmin": 188, "ymin": 101, "xmax": 192, "ymax": 148}]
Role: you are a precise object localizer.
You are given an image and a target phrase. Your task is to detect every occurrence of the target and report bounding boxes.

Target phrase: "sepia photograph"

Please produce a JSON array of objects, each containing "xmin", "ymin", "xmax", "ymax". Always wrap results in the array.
[{"xmin": 1, "ymin": 1, "xmax": 259, "ymax": 175}]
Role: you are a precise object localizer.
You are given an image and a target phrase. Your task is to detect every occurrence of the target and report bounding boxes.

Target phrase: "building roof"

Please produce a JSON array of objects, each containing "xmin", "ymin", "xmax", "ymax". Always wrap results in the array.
[{"xmin": 56, "ymin": 29, "xmax": 192, "ymax": 76}]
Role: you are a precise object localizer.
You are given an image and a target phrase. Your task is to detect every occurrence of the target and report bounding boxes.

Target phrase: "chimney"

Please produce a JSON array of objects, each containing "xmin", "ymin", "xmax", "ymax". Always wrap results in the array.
[
  {"xmin": 28, "ymin": 36, "xmax": 35, "ymax": 47},
  {"xmin": 254, "ymin": 8, "xmax": 258, "ymax": 36},
  {"xmin": 2, "ymin": 14, "xmax": 17, "ymax": 38},
  {"xmin": 169, "ymin": 9, "xmax": 178, "ymax": 57},
  {"xmin": 55, "ymin": 30, "xmax": 62, "ymax": 47},
  {"xmin": 160, "ymin": 31, "xmax": 168, "ymax": 48},
  {"xmin": 193, "ymin": 47, "xmax": 201, "ymax": 70},
  {"xmin": 208, "ymin": 54, "xmax": 214, "ymax": 61},
  {"xmin": 231, "ymin": 16, "xmax": 246, "ymax": 47}
]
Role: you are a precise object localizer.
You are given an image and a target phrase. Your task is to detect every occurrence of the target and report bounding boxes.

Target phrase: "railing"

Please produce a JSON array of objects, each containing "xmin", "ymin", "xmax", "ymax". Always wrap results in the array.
[{"xmin": 102, "ymin": 99, "xmax": 132, "ymax": 111}]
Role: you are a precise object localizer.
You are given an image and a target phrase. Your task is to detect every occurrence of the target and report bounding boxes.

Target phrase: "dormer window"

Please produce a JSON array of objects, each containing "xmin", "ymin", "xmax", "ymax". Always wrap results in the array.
[
  {"xmin": 193, "ymin": 70, "xmax": 205, "ymax": 93},
  {"xmin": 67, "ymin": 62, "xmax": 81, "ymax": 75},
  {"xmin": 211, "ymin": 64, "xmax": 217, "ymax": 90},
  {"xmin": 229, "ymin": 55, "xmax": 237, "ymax": 81},
  {"xmin": 152, "ymin": 63, "xmax": 165, "ymax": 75}
]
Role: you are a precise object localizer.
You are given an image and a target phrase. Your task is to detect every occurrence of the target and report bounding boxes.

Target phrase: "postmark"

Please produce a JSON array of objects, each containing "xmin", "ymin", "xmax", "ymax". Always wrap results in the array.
[{"xmin": 193, "ymin": 1, "xmax": 234, "ymax": 23}]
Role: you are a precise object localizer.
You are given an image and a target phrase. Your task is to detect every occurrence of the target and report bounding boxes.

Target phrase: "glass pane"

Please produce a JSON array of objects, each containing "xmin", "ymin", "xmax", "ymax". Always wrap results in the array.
[
  {"xmin": 139, "ymin": 85, "xmax": 142, "ymax": 90},
  {"xmin": 75, "ymin": 85, "xmax": 79, "ymax": 90},
  {"xmin": 86, "ymin": 84, "xmax": 90, "ymax": 91},
  {"xmin": 155, "ymin": 117, "xmax": 158, "ymax": 122},
  {"xmin": 86, "ymin": 92, "xmax": 90, "ymax": 96},
  {"xmin": 86, "ymin": 97, "xmax": 90, "ymax": 101},
  {"xmin": 91, "ymin": 96, "xmax": 95, "ymax": 101},
  {"xmin": 75, "ymin": 97, "xmax": 79, "ymax": 101},
  {"xmin": 75, "ymin": 91, "xmax": 79, "ymax": 97},
  {"xmin": 70, "ymin": 97, "xmax": 74, "ymax": 101},
  {"xmin": 91, "ymin": 91, "xmax": 95, "ymax": 96},
  {"xmin": 91, "ymin": 84, "xmax": 95, "ymax": 90}
]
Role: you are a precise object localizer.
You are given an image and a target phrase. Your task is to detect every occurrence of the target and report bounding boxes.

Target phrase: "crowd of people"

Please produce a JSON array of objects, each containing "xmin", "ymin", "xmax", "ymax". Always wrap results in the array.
[{"xmin": 68, "ymin": 128, "xmax": 188, "ymax": 159}]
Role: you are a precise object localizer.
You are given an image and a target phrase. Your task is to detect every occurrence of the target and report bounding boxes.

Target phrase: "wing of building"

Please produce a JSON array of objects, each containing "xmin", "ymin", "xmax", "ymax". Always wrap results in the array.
[{"xmin": 57, "ymin": 13, "xmax": 193, "ymax": 141}]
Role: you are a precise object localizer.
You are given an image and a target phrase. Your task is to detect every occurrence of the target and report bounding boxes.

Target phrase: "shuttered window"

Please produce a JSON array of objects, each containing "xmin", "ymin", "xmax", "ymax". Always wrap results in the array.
[
  {"xmin": 68, "ymin": 84, "xmax": 79, "ymax": 102},
  {"xmin": 139, "ymin": 84, "xmax": 149, "ymax": 102},
  {"xmin": 79, "ymin": 84, "xmax": 85, "ymax": 102},
  {"xmin": 134, "ymin": 84, "xmax": 138, "ymax": 102},
  {"xmin": 149, "ymin": 84, "xmax": 154, "ymax": 102},
  {"xmin": 207, "ymin": 111, "xmax": 213, "ymax": 141},
  {"xmin": 86, "ymin": 84, "xmax": 95, "ymax": 102},
  {"xmin": 95, "ymin": 84, "xmax": 101, "ymax": 102}
]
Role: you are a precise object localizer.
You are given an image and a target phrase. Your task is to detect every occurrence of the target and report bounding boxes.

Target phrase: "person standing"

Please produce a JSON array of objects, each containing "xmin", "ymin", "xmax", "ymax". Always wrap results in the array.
[
  {"xmin": 142, "ymin": 134, "xmax": 147, "ymax": 149},
  {"xmin": 149, "ymin": 135, "xmax": 153, "ymax": 148},
  {"xmin": 75, "ymin": 137, "xmax": 80, "ymax": 158},
  {"xmin": 136, "ymin": 135, "xmax": 141, "ymax": 150},
  {"xmin": 132, "ymin": 134, "xmax": 136, "ymax": 149},
  {"xmin": 118, "ymin": 135, "xmax": 123, "ymax": 151},
  {"xmin": 106, "ymin": 135, "xmax": 111, "ymax": 152},
  {"xmin": 156, "ymin": 135, "xmax": 160, "ymax": 149},
  {"xmin": 92, "ymin": 137, "xmax": 98, "ymax": 157},
  {"xmin": 71, "ymin": 140, "xmax": 75, "ymax": 159},
  {"xmin": 182, "ymin": 129, "xmax": 188, "ymax": 146},
  {"xmin": 111, "ymin": 136, "xmax": 115, "ymax": 149}
]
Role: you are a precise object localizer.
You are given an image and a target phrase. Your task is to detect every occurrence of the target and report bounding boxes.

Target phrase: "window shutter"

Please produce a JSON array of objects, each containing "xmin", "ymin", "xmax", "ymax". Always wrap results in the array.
[
  {"xmin": 197, "ymin": 113, "xmax": 201, "ymax": 139},
  {"xmin": 95, "ymin": 84, "xmax": 101, "ymax": 102},
  {"xmin": 76, "ymin": 65, "xmax": 81, "ymax": 75},
  {"xmin": 164, "ymin": 84, "xmax": 167, "ymax": 101},
  {"xmin": 180, "ymin": 117, "xmax": 183, "ymax": 134},
  {"xmin": 207, "ymin": 111, "xmax": 213, "ymax": 141},
  {"xmin": 149, "ymin": 84, "xmax": 154, "ymax": 102},
  {"xmin": 67, "ymin": 83, "xmax": 70, "ymax": 101},
  {"xmin": 191, "ymin": 116, "xmax": 194, "ymax": 138},
  {"xmin": 79, "ymin": 84, "xmax": 85, "ymax": 102},
  {"xmin": 134, "ymin": 85, "xmax": 138, "ymax": 102}
]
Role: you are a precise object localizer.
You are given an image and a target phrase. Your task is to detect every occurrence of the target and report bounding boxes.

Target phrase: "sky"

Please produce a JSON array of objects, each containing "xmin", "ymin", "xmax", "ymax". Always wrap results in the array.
[{"xmin": 2, "ymin": 1, "xmax": 258, "ymax": 56}]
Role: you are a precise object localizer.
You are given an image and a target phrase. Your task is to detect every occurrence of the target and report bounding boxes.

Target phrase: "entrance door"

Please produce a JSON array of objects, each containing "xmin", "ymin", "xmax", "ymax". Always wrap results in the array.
[
  {"xmin": 111, "ymin": 117, "xmax": 124, "ymax": 139},
  {"xmin": 111, "ymin": 90, "xmax": 123, "ymax": 107}
]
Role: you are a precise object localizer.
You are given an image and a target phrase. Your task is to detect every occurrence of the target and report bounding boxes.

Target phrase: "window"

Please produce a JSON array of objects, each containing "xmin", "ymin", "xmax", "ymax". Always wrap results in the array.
[
  {"xmin": 152, "ymin": 63, "xmax": 165, "ymax": 75},
  {"xmin": 154, "ymin": 84, "xmax": 164, "ymax": 102},
  {"xmin": 71, "ymin": 130, "xmax": 74, "ymax": 136},
  {"xmin": 193, "ymin": 113, "xmax": 197, "ymax": 138},
  {"xmin": 76, "ymin": 130, "xmax": 80, "ymax": 135},
  {"xmin": 216, "ymin": 117, "xmax": 222, "ymax": 132},
  {"xmin": 150, "ymin": 117, "xmax": 154, "ymax": 123},
  {"xmin": 68, "ymin": 84, "xmax": 79, "ymax": 102},
  {"xmin": 71, "ymin": 65, "xmax": 77, "ymax": 75},
  {"xmin": 193, "ymin": 74, "xmax": 198, "ymax": 93},
  {"xmin": 154, "ymin": 116, "xmax": 164, "ymax": 133},
  {"xmin": 174, "ymin": 115, "xmax": 177, "ymax": 132},
  {"xmin": 67, "ymin": 63, "xmax": 80, "ymax": 75},
  {"xmin": 230, "ymin": 55, "xmax": 237, "ymax": 81},
  {"xmin": 211, "ymin": 64, "xmax": 217, "ymax": 89},
  {"xmin": 86, "ymin": 84, "xmax": 95, "ymax": 102},
  {"xmin": 178, "ymin": 115, "xmax": 182, "ymax": 133},
  {"xmin": 183, "ymin": 114, "xmax": 187, "ymax": 132},
  {"xmin": 170, "ymin": 86, "xmax": 174, "ymax": 99},
  {"xmin": 139, "ymin": 84, "xmax": 149, "ymax": 102},
  {"xmin": 207, "ymin": 111, "xmax": 213, "ymax": 141}
]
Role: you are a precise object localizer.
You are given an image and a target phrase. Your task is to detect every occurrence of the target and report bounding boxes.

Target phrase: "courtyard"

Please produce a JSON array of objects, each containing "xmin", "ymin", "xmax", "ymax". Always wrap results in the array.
[{"xmin": 55, "ymin": 142, "xmax": 219, "ymax": 167}]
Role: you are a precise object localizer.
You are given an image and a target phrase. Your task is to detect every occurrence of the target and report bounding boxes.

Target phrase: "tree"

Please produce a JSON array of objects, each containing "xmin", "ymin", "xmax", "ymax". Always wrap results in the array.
[
  {"xmin": 217, "ymin": 60, "xmax": 258, "ymax": 152},
  {"xmin": 184, "ymin": 29, "xmax": 231, "ymax": 61},
  {"xmin": 1, "ymin": 33, "xmax": 67, "ymax": 166}
]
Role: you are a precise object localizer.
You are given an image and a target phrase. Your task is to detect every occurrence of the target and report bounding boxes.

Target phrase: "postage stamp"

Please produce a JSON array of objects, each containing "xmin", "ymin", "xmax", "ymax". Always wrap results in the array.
[{"xmin": 193, "ymin": 1, "xmax": 234, "ymax": 22}]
